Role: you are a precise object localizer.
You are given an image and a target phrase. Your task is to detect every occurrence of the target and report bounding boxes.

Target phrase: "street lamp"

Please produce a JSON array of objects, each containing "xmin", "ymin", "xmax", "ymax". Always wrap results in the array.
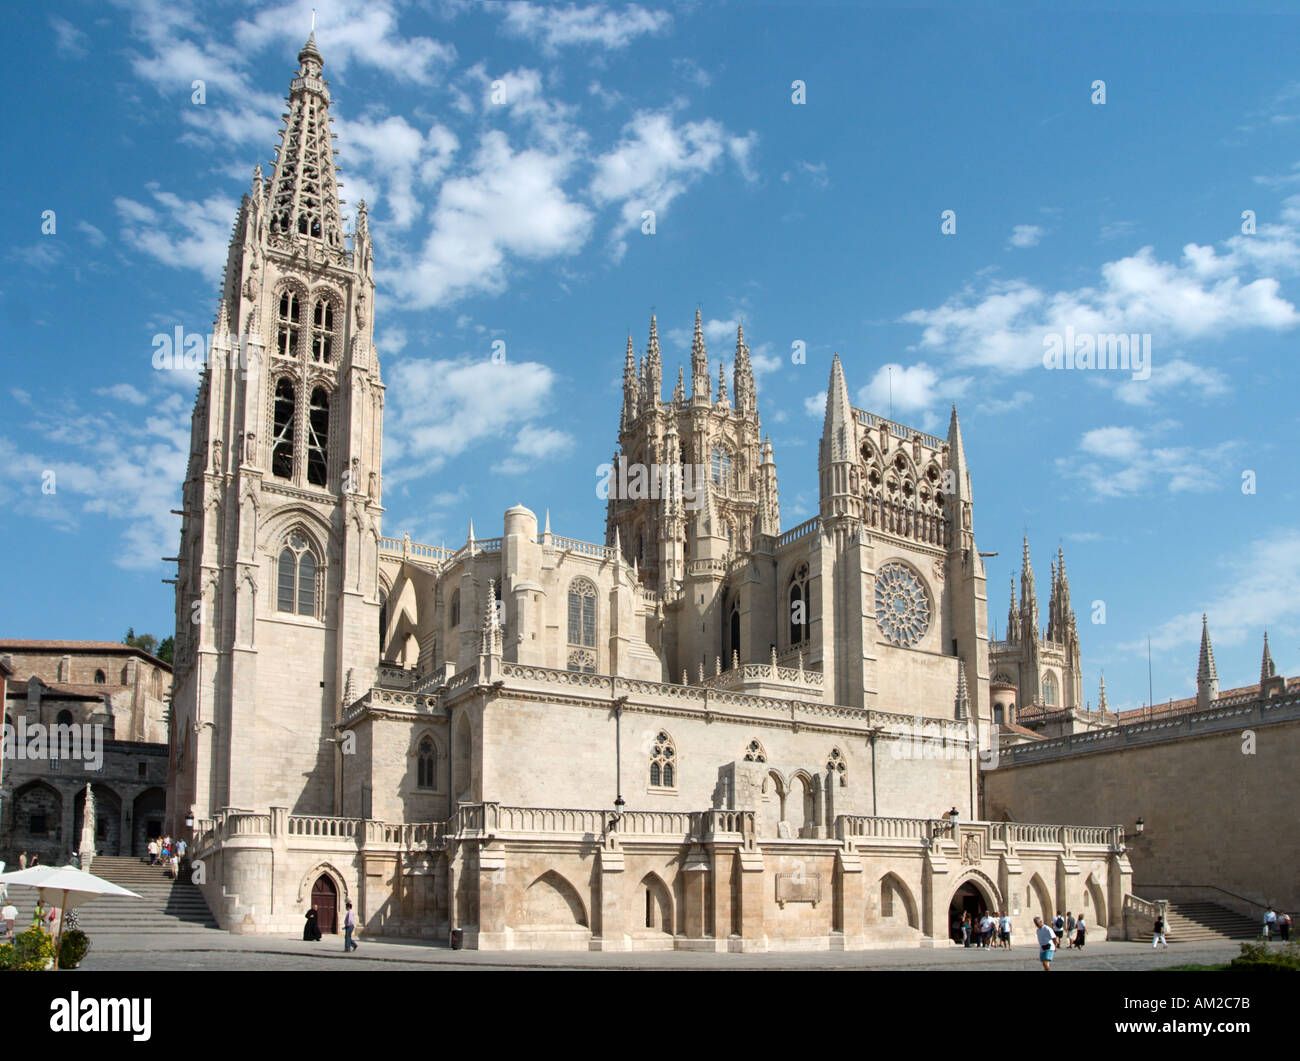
[{"xmin": 1135, "ymin": 817, "xmax": 1144, "ymax": 836}]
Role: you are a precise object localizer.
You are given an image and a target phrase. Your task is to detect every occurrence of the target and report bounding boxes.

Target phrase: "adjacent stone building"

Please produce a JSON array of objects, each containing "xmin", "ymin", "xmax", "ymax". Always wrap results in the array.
[{"xmin": 0, "ymin": 640, "xmax": 171, "ymax": 865}]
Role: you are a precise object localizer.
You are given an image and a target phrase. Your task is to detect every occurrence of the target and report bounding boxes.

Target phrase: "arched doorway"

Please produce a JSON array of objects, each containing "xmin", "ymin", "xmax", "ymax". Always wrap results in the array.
[
  {"xmin": 311, "ymin": 874, "xmax": 339, "ymax": 934},
  {"xmin": 132, "ymin": 787, "xmax": 166, "ymax": 857},
  {"xmin": 948, "ymin": 879, "xmax": 996, "ymax": 942}
]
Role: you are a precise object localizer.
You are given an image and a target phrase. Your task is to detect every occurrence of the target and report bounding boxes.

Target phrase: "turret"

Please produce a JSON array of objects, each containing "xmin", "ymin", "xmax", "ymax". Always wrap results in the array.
[
  {"xmin": 1261, "ymin": 631, "xmax": 1286, "ymax": 697},
  {"xmin": 733, "ymin": 324, "xmax": 756, "ymax": 415},
  {"xmin": 645, "ymin": 314, "xmax": 663, "ymax": 406},
  {"xmin": 621, "ymin": 335, "xmax": 638, "ymax": 428}
]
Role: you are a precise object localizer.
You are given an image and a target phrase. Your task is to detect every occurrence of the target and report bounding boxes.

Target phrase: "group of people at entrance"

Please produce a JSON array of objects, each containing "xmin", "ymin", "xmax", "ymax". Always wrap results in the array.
[
  {"xmin": 1263, "ymin": 908, "xmax": 1292, "ymax": 941},
  {"xmin": 959, "ymin": 910, "xmax": 1011, "ymax": 948}
]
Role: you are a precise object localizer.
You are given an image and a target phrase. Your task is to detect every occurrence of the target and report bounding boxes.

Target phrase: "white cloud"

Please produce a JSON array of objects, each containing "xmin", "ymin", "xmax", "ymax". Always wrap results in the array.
[
  {"xmin": 1109, "ymin": 356, "xmax": 1229, "ymax": 407},
  {"xmin": 385, "ymin": 131, "xmax": 592, "ymax": 309},
  {"xmin": 384, "ymin": 357, "xmax": 567, "ymax": 473},
  {"xmin": 76, "ymin": 221, "xmax": 108, "ymax": 247},
  {"xmin": 804, "ymin": 390, "xmax": 826, "ymax": 418},
  {"xmin": 494, "ymin": 2, "xmax": 671, "ymax": 54},
  {"xmin": 1056, "ymin": 423, "xmax": 1241, "ymax": 498},
  {"xmin": 856, "ymin": 362, "xmax": 943, "ymax": 416},
  {"xmin": 97, "ymin": 383, "xmax": 149, "ymax": 405},
  {"xmin": 1008, "ymin": 224, "xmax": 1043, "ymax": 249},
  {"xmin": 590, "ymin": 111, "xmax": 757, "ymax": 238},
  {"xmin": 1130, "ymin": 529, "xmax": 1300, "ymax": 663},
  {"xmin": 115, "ymin": 185, "xmax": 238, "ymax": 279},
  {"xmin": 977, "ymin": 389, "xmax": 1033, "ymax": 415},
  {"xmin": 904, "ymin": 244, "xmax": 1299, "ymax": 377},
  {"xmin": 497, "ymin": 424, "xmax": 577, "ymax": 474},
  {"xmin": 50, "ymin": 15, "xmax": 89, "ymax": 59},
  {"xmin": 0, "ymin": 391, "xmax": 189, "ymax": 569}
]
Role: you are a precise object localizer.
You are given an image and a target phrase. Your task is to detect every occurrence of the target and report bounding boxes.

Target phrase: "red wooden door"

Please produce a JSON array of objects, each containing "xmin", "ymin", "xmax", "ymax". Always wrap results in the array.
[{"xmin": 311, "ymin": 875, "xmax": 338, "ymax": 934}]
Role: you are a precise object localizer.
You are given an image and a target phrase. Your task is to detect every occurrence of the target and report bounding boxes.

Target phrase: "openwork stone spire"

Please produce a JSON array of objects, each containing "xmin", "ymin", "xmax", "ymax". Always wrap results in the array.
[
  {"xmin": 644, "ymin": 314, "xmax": 662, "ymax": 404},
  {"xmin": 733, "ymin": 324, "xmax": 755, "ymax": 414},
  {"xmin": 268, "ymin": 33, "xmax": 344, "ymax": 249},
  {"xmin": 1261, "ymin": 630, "xmax": 1277, "ymax": 683},
  {"xmin": 954, "ymin": 659, "xmax": 970, "ymax": 720},
  {"xmin": 691, "ymin": 309, "xmax": 709, "ymax": 400},
  {"xmin": 1019, "ymin": 537, "xmax": 1039, "ymax": 636}
]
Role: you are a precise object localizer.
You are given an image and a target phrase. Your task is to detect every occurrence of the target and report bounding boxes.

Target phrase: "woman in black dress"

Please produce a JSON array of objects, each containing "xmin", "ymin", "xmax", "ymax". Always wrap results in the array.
[{"xmin": 304, "ymin": 907, "xmax": 322, "ymax": 941}]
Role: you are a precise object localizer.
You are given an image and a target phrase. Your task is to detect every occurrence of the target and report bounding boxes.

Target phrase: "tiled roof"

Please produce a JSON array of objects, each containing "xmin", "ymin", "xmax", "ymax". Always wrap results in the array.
[
  {"xmin": 998, "ymin": 723, "xmax": 1045, "ymax": 740},
  {"xmin": 0, "ymin": 640, "xmax": 171, "ymax": 670},
  {"xmin": 1115, "ymin": 676, "xmax": 1299, "ymax": 721}
]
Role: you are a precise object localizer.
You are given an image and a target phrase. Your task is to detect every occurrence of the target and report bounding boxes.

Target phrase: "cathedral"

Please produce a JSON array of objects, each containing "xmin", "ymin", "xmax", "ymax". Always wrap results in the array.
[{"xmin": 168, "ymin": 36, "xmax": 1132, "ymax": 950}]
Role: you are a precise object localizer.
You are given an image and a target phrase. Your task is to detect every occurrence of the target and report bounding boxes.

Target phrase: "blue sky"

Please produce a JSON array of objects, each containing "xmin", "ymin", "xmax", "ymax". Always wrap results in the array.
[{"xmin": 2, "ymin": 0, "xmax": 1297, "ymax": 710}]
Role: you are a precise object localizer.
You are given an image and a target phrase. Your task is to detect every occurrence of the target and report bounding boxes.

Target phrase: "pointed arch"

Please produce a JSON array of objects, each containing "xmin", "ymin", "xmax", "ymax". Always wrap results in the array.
[
  {"xmin": 639, "ymin": 872, "xmax": 673, "ymax": 934},
  {"xmin": 1085, "ymin": 871, "xmax": 1108, "ymax": 927},
  {"xmin": 522, "ymin": 870, "xmax": 588, "ymax": 928},
  {"xmin": 879, "ymin": 872, "xmax": 920, "ymax": 929},
  {"xmin": 950, "ymin": 869, "xmax": 1002, "ymax": 914},
  {"xmin": 1026, "ymin": 872, "xmax": 1053, "ymax": 921},
  {"xmin": 306, "ymin": 385, "xmax": 330, "ymax": 486},
  {"xmin": 567, "ymin": 577, "xmax": 597, "ymax": 649},
  {"xmin": 649, "ymin": 729, "xmax": 676, "ymax": 789}
]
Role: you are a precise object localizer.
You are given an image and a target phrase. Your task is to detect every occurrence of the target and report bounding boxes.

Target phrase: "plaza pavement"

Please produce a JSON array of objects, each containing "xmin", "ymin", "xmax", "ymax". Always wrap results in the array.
[{"xmin": 76, "ymin": 931, "xmax": 1247, "ymax": 972}]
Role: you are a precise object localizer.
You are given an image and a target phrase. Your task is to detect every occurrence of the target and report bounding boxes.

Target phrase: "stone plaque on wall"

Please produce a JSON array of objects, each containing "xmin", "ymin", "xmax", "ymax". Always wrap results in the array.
[{"xmin": 776, "ymin": 872, "xmax": 822, "ymax": 907}]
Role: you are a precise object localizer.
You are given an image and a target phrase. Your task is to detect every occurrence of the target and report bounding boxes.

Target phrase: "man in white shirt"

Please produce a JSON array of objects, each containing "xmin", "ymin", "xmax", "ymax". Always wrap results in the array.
[
  {"xmin": 1034, "ymin": 916, "xmax": 1056, "ymax": 971},
  {"xmin": 1, "ymin": 901, "xmax": 17, "ymax": 938}
]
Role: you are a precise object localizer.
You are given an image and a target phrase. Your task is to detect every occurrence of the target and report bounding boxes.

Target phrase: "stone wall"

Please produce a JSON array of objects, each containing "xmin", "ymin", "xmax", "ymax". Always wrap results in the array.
[{"xmin": 983, "ymin": 698, "xmax": 1300, "ymax": 913}]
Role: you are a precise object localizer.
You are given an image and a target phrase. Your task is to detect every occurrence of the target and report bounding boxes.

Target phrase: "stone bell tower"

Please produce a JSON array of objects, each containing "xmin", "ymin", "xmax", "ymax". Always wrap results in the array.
[{"xmin": 169, "ymin": 34, "xmax": 386, "ymax": 824}]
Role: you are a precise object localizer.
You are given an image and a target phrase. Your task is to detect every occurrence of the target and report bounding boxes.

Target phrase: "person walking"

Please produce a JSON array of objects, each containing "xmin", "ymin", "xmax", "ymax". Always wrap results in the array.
[
  {"xmin": 1280, "ymin": 912, "xmax": 1292, "ymax": 942},
  {"xmin": 304, "ymin": 907, "xmax": 322, "ymax": 941},
  {"xmin": 1074, "ymin": 913, "xmax": 1087, "ymax": 949},
  {"xmin": 1152, "ymin": 913, "xmax": 1169, "ymax": 948},
  {"xmin": 999, "ymin": 911, "xmax": 1012, "ymax": 949},
  {"xmin": 1065, "ymin": 911, "xmax": 1077, "ymax": 948},
  {"xmin": 1034, "ymin": 916, "xmax": 1055, "ymax": 971},
  {"xmin": 18, "ymin": 851, "xmax": 27, "ymax": 871},
  {"xmin": 1264, "ymin": 907, "xmax": 1277, "ymax": 940},
  {"xmin": 147, "ymin": 838, "xmax": 159, "ymax": 866},
  {"xmin": 343, "ymin": 901, "xmax": 359, "ymax": 952},
  {"xmin": 1, "ymin": 899, "xmax": 17, "ymax": 938},
  {"xmin": 960, "ymin": 910, "xmax": 971, "ymax": 947},
  {"xmin": 1052, "ymin": 912, "xmax": 1065, "ymax": 949}
]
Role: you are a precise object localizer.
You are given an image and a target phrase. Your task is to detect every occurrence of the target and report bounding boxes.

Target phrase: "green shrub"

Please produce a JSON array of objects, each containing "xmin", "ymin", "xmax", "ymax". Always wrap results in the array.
[
  {"xmin": 1230, "ymin": 940, "xmax": 1300, "ymax": 971},
  {"xmin": 59, "ymin": 929, "xmax": 90, "ymax": 970},
  {"xmin": 0, "ymin": 927, "xmax": 56, "ymax": 971}
]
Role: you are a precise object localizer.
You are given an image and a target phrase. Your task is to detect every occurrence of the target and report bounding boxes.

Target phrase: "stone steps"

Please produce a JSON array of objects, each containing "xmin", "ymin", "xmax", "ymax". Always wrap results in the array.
[
  {"xmin": 1138, "ymin": 900, "xmax": 1260, "ymax": 942},
  {"xmin": 70, "ymin": 857, "xmax": 220, "ymax": 934}
]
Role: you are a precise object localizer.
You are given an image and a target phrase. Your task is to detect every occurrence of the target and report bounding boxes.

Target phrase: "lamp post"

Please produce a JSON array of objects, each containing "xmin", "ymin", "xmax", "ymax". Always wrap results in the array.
[{"xmin": 611, "ymin": 697, "xmax": 628, "ymax": 831}]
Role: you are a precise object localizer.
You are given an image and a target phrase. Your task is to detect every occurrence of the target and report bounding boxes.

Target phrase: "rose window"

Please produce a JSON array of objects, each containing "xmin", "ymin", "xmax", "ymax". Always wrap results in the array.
[{"xmin": 874, "ymin": 562, "xmax": 931, "ymax": 647}]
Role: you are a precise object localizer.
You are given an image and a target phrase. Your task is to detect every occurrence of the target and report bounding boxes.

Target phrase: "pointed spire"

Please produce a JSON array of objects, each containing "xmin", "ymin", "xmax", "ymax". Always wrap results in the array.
[
  {"xmin": 946, "ymin": 403, "xmax": 969, "ymax": 497},
  {"xmin": 1197, "ymin": 613, "xmax": 1217, "ymax": 682},
  {"xmin": 733, "ymin": 324, "xmax": 756, "ymax": 414},
  {"xmin": 954, "ymin": 659, "xmax": 970, "ymax": 720},
  {"xmin": 621, "ymin": 334, "xmax": 638, "ymax": 428},
  {"xmin": 468, "ymin": 518, "xmax": 476, "ymax": 547},
  {"xmin": 1262, "ymin": 631, "xmax": 1277, "ymax": 683},
  {"xmin": 1098, "ymin": 673, "xmax": 1108, "ymax": 714},
  {"xmin": 716, "ymin": 359, "xmax": 729, "ymax": 405},
  {"xmin": 820, "ymin": 354, "xmax": 854, "ymax": 464},
  {"xmin": 673, "ymin": 365, "xmax": 685, "ymax": 403},
  {"xmin": 543, "ymin": 508, "xmax": 551, "ymax": 541},
  {"xmin": 481, "ymin": 579, "xmax": 501, "ymax": 656},
  {"xmin": 691, "ymin": 309, "xmax": 709, "ymax": 399},
  {"xmin": 1019, "ymin": 537, "xmax": 1039, "ymax": 634},
  {"xmin": 1197, "ymin": 613, "xmax": 1219, "ymax": 709},
  {"xmin": 644, "ymin": 314, "xmax": 662, "ymax": 404},
  {"xmin": 1006, "ymin": 576, "xmax": 1019, "ymax": 645},
  {"xmin": 269, "ymin": 31, "xmax": 343, "ymax": 249}
]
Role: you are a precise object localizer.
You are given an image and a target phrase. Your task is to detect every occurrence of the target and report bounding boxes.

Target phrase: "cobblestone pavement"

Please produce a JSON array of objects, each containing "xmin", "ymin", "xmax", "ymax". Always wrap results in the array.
[{"xmin": 77, "ymin": 933, "xmax": 1246, "ymax": 971}]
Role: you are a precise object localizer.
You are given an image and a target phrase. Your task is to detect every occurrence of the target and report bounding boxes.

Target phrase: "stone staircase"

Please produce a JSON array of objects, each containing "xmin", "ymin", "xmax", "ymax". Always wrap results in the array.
[
  {"xmin": 69, "ymin": 856, "xmax": 220, "ymax": 935},
  {"xmin": 1141, "ymin": 901, "xmax": 1260, "ymax": 942}
]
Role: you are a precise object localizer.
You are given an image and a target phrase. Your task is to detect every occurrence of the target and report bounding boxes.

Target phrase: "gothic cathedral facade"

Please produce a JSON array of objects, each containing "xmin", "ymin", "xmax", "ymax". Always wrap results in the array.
[{"xmin": 171, "ymin": 38, "xmax": 1132, "ymax": 950}]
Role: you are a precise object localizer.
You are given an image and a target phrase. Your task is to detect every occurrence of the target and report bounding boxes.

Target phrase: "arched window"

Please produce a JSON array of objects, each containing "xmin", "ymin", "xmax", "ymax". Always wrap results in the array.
[
  {"xmin": 711, "ymin": 446, "xmax": 731, "ymax": 489},
  {"xmin": 727, "ymin": 597, "xmax": 741, "ymax": 668},
  {"xmin": 272, "ymin": 378, "xmax": 296, "ymax": 479},
  {"xmin": 307, "ymin": 386, "xmax": 329, "ymax": 487},
  {"xmin": 649, "ymin": 731, "xmax": 676, "ymax": 788},
  {"xmin": 743, "ymin": 739, "xmax": 766, "ymax": 763},
  {"xmin": 311, "ymin": 298, "xmax": 334, "ymax": 362},
  {"xmin": 448, "ymin": 590, "xmax": 460, "ymax": 630},
  {"xmin": 994, "ymin": 705, "xmax": 1004, "ymax": 724},
  {"xmin": 826, "ymin": 747, "xmax": 847, "ymax": 787},
  {"xmin": 378, "ymin": 590, "xmax": 388, "ymax": 651},
  {"xmin": 276, "ymin": 532, "xmax": 318, "ymax": 617},
  {"xmin": 56, "ymin": 710, "xmax": 74, "ymax": 727},
  {"xmin": 277, "ymin": 291, "xmax": 301, "ymax": 356},
  {"xmin": 788, "ymin": 563, "xmax": 809, "ymax": 646},
  {"xmin": 567, "ymin": 579, "xmax": 596, "ymax": 649},
  {"xmin": 94, "ymin": 670, "xmax": 106, "ymax": 684},
  {"xmin": 417, "ymin": 737, "xmax": 437, "ymax": 789},
  {"xmin": 1042, "ymin": 674, "xmax": 1057, "ymax": 707}
]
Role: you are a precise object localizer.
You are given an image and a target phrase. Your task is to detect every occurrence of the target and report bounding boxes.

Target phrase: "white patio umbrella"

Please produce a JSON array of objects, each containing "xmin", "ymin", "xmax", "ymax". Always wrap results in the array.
[{"xmin": 0, "ymin": 864, "xmax": 141, "ymax": 969}]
